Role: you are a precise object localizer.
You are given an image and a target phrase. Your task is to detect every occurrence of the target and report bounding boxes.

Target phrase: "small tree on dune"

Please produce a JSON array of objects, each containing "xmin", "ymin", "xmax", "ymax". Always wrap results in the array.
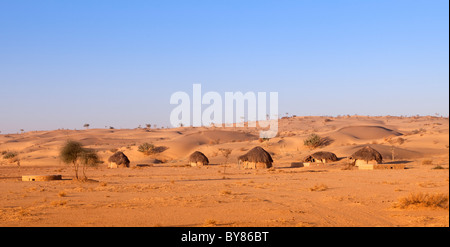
[
  {"xmin": 303, "ymin": 134, "xmax": 324, "ymax": 150},
  {"xmin": 138, "ymin": 142, "xmax": 156, "ymax": 156}
]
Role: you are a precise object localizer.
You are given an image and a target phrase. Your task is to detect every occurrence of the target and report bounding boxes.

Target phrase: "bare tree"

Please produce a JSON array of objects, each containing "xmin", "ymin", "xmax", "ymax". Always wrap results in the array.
[{"xmin": 219, "ymin": 148, "xmax": 232, "ymax": 175}]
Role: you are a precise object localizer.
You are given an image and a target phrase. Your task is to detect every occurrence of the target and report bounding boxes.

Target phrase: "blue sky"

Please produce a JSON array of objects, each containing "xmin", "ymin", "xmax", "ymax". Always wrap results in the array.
[{"xmin": 0, "ymin": 0, "xmax": 448, "ymax": 133}]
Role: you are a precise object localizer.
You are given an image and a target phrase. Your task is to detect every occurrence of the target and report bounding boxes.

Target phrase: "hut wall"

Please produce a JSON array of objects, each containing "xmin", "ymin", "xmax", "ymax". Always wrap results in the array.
[
  {"xmin": 312, "ymin": 158, "xmax": 328, "ymax": 163},
  {"xmin": 355, "ymin": 159, "xmax": 379, "ymax": 166},
  {"xmin": 190, "ymin": 161, "xmax": 206, "ymax": 167},
  {"xmin": 108, "ymin": 162, "xmax": 126, "ymax": 168},
  {"xmin": 240, "ymin": 161, "xmax": 272, "ymax": 169}
]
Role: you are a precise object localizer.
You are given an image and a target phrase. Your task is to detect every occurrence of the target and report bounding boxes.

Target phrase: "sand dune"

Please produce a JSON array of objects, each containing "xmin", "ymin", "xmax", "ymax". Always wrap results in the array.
[
  {"xmin": 0, "ymin": 115, "xmax": 448, "ymax": 166},
  {"xmin": 336, "ymin": 125, "xmax": 402, "ymax": 140},
  {"xmin": 0, "ymin": 116, "xmax": 448, "ymax": 226}
]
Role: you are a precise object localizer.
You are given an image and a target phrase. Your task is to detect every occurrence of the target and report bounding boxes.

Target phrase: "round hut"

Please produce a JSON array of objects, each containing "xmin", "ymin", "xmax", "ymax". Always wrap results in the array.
[
  {"xmin": 188, "ymin": 151, "xmax": 209, "ymax": 167},
  {"xmin": 238, "ymin": 146, "xmax": 273, "ymax": 169},
  {"xmin": 349, "ymin": 146, "xmax": 382, "ymax": 166},
  {"xmin": 108, "ymin": 151, "xmax": 130, "ymax": 168},
  {"xmin": 303, "ymin": 151, "xmax": 338, "ymax": 163}
]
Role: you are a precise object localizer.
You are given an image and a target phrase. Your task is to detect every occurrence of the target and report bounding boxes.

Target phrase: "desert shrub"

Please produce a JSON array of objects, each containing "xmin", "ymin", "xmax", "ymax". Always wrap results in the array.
[
  {"xmin": 396, "ymin": 137, "xmax": 405, "ymax": 145},
  {"xmin": 51, "ymin": 200, "xmax": 67, "ymax": 207},
  {"xmin": 209, "ymin": 139, "xmax": 220, "ymax": 145},
  {"xmin": 258, "ymin": 137, "xmax": 270, "ymax": 143},
  {"xmin": 80, "ymin": 149, "xmax": 101, "ymax": 168},
  {"xmin": 138, "ymin": 142, "xmax": 155, "ymax": 155},
  {"xmin": 303, "ymin": 134, "xmax": 324, "ymax": 149},
  {"xmin": 309, "ymin": 184, "xmax": 329, "ymax": 192},
  {"xmin": 386, "ymin": 137, "xmax": 405, "ymax": 145},
  {"xmin": 421, "ymin": 159, "xmax": 433, "ymax": 165},
  {"xmin": 432, "ymin": 165, "xmax": 445, "ymax": 170},
  {"xmin": 393, "ymin": 192, "xmax": 448, "ymax": 209},
  {"xmin": 220, "ymin": 190, "xmax": 232, "ymax": 195},
  {"xmin": 284, "ymin": 132, "xmax": 296, "ymax": 137},
  {"xmin": 204, "ymin": 219, "xmax": 218, "ymax": 226},
  {"xmin": 137, "ymin": 143, "xmax": 159, "ymax": 155},
  {"xmin": 411, "ymin": 128, "xmax": 426, "ymax": 135},
  {"xmin": 3, "ymin": 151, "xmax": 18, "ymax": 159}
]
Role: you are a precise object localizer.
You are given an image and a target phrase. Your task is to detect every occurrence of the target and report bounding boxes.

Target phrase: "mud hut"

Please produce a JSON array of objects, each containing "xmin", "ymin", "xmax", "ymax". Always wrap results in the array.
[
  {"xmin": 108, "ymin": 151, "xmax": 130, "ymax": 168},
  {"xmin": 349, "ymin": 146, "xmax": 383, "ymax": 166},
  {"xmin": 238, "ymin": 146, "xmax": 273, "ymax": 169},
  {"xmin": 303, "ymin": 151, "xmax": 338, "ymax": 163},
  {"xmin": 188, "ymin": 151, "xmax": 209, "ymax": 167}
]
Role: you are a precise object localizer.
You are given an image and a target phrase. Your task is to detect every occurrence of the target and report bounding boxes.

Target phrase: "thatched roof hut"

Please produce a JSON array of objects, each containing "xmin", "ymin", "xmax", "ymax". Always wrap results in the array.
[
  {"xmin": 238, "ymin": 146, "xmax": 273, "ymax": 169},
  {"xmin": 304, "ymin": 151, "xmax": 338, "ymax": 163},
  {"xmin": 188, "ymin": 151, "xmax": 209, "ymax": 167},
  {"xmin": 349, "ymin": 146, "xmax": 382, "ymax": 165},
  {"xmin": 108, "ymin": 151, "xmax": 130, "ymax": 168}
]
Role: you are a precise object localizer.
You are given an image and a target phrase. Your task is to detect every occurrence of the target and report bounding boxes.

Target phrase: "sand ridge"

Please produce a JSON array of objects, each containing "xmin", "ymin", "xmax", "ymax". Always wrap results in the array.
[{"xmin": 0, "ymin": 115, "xmax": 448, "ymax": 226}]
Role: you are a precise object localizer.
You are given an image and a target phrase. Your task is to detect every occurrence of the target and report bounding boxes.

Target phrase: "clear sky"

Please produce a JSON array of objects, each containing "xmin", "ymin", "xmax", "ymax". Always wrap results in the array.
[{"xmin": 0, "ymin": 0, "xmax": 448, "ymax": 133}]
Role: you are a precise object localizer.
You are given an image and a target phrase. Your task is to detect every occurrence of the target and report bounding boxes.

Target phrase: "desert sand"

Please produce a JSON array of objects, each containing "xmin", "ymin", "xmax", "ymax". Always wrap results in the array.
[{"xmin": 0, "ymin": 115, "xmax": 448, "ymax": 227}]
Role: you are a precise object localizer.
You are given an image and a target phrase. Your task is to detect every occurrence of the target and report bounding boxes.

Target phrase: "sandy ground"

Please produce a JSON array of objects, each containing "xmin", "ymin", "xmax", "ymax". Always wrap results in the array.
[{"xmin": 0, "ymin": 115, "xmax": 448, "ymax": 227}]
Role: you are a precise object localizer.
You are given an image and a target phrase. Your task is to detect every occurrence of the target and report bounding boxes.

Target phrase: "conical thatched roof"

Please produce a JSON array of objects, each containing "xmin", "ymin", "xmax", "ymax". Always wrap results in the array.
[
  {"xmin": 108, "ymin": 151, "xmax": 130, "ymax": 167},
  {"xmin": 350, "ymin": 146, "xmax": 382, "ymax": 163},
  {"xmin": 188, "ymin": 151, "xmax": 209, "ymax": 164},
  {"xmin": 304, "ymin": 151, "xmax": 338, "ymax": 162},
  {"xmin": 238, "ymin": 146, "xmax": 273, "ymax": 165}
]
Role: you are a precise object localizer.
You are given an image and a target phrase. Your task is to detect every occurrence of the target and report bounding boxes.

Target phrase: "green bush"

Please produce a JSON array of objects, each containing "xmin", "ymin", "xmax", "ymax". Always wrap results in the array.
[
  {"xmin": 3, "ymin": 151, "xmax": 18, "ymax": 159},
  {"xmin": 138, "ymin": 143, "xmax": 157, "ymax": 155},
  {"xmin": 303, "ymin": 134, "xmax": 323, "ymax": 149}
]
